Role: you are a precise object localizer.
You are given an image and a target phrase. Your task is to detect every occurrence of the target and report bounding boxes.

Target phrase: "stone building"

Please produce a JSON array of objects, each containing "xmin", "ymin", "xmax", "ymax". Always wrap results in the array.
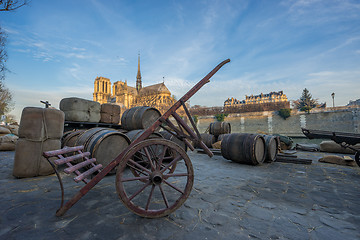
[
  {"xmin": 93, "ymin": 55, "xmax": 175, "ymax": 113},
  {"xmin": 224, "ymin": 91, "xmax": 289, "ymax": 107}
]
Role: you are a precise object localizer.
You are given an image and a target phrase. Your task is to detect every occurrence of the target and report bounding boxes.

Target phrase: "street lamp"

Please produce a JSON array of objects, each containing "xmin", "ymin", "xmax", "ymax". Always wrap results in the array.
[{"xmin": 331, "ymin": 92, "xmax": 335, "ymax": 108}]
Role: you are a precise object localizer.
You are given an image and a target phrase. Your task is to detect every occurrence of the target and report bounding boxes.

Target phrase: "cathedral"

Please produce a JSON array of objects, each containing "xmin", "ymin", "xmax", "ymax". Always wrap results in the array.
[{"xmin": 93, "ymin": 55, "xmax": 176, "ymax": 113}]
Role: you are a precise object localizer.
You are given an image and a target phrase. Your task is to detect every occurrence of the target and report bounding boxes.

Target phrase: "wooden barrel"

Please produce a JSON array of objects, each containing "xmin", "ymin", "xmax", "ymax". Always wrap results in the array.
[
  {"xmin": 159, "ymin": 131, "xmax": 187, "ymax": 152},
  {"xmin": 262, "ymin": 135, "xmax": 278, "ymax": 163},
  {"xmin": 217, "ymin": 133, "xmax": 231, "ymax": 142},
  {"xmin": 209, "ymin": 122, "xmax": 231, "ymax": 137},
  {"xmin": 194, "ymin": 133, "xmax": 216, "ymax": 148},
  {"xmin": 221, "ymin": 133, "xmax": 265, "ymax": 165},
  {"xmin": 61, "ymin": 130, "xmax": 85, "ymax": 148},
  {"xmin": 85, "ymin": 129, "xmax": 131, "ymax": 174},
  {"xmin": 121, "ymin": 106, "xmax": 161, "ymax": 131},
  {"xmin": 125, "ymin": 129, "xmax": 163, "ymax": 142},
  {"xmin": 75, "ymin": 128, "xmax": 106, "ymax": 149}
]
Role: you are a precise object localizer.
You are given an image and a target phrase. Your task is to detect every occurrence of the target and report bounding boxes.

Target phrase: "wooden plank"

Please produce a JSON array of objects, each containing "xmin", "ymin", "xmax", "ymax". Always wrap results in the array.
[
  {"xmin": 73, "ymin": 164, "xmax": 103, "ymax": 183},
  {"xmin": 43, "ymin": 146, "xmax": 84, "ymax": 158},
  {"xmin": 54, "ymin": 152, "xmax": 90, "ymax": 165},
  {"xmin": 64, "ymin": 158, "xmax": 97, "ymax": 174}
]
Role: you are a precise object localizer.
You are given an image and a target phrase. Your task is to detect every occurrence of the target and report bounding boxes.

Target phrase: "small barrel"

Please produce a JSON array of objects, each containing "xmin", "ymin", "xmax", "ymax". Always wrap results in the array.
[
  {"xmin": 159, "ymin": 131, "xmax": 187, "ymax": 152},
  {"xmin": 262, "ymin": 135, "xmax": 278, "ymax": 163},
  {"xmin": 121, "ymin": 106, "xmax": 161, "ymax": 131},
  {"xmin": 209, "ymin": 122, "xmax": 231, "ymax": 137},
  {"xmin": 85, "ymin": 129, "xmax": 131, "ymax": 174},
  {"xmin": 221, "ymin": 133, "xmax": 265, "ymax": 165},
  {"xmin": 194, "ymin": 133, "xmax": 216, "ymax": 149}
]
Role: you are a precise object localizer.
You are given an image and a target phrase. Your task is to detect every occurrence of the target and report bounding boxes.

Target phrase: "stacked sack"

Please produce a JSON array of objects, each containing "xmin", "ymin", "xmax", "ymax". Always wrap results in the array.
[
  {"xmin": 100, "ymin": 103, "xmax": 121, "ymax": 124},
  {"xmin": 0, "ymin": 126, "xmax": 18, "ymax": 151},
  {"xmin": 60, "ymin": 97, "xmax": 100, "ymax": 123},
  {"xmin": 13, "ymin": 107, "xmax": 64, "ymax": 178}
]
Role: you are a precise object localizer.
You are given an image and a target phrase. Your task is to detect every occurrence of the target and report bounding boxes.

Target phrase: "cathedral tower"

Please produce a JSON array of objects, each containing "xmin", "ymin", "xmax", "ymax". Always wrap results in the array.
[
  {"xmin": 136, "ymin": 53, "xmax": 142, "ymax": 92},
  {"xmin": 93, "ymin": 76, "xmax": 111, "ymax": 104}
]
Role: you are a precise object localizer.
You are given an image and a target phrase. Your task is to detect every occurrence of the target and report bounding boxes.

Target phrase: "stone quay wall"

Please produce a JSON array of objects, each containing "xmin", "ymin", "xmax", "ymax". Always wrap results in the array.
[{"xmin": 196, "ymin": 107, "xmax": 360, "ymax": 137}]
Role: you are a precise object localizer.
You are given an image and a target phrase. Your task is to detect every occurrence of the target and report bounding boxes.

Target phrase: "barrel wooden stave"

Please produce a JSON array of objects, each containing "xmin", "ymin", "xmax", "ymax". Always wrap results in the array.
[
  {"xmin": 221, "ymin": 133, "xmax": 265, "ymax": 165},
  {"xmin": 262, "ymin": 135, "xmax": 278, "ymax": 163}
]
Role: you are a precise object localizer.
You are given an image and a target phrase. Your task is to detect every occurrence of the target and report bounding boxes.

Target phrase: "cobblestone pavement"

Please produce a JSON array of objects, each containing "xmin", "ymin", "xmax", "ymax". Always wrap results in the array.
[{"xmin": 1, "ymin": 150, "xmax": 360, "ymax": 240}]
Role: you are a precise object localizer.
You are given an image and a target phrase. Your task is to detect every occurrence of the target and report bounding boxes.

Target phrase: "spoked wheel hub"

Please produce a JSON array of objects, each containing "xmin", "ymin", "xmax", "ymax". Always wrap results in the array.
[{"xmin": 116, "ymin": 139, "xmax": 194, "ymax": 218}]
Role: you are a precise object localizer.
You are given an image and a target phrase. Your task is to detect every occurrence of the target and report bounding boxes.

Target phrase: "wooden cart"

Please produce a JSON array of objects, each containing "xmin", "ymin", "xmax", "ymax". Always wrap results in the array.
[{"xmin": 43, "ymin": 59, "xmax": 230, "ymax": 218}]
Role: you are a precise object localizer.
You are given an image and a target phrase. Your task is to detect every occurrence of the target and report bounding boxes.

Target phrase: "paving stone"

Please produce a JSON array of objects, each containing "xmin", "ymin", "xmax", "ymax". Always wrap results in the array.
[{"xmin": 1, "ymin": 150, "xmax": 360, "ymax": 239}]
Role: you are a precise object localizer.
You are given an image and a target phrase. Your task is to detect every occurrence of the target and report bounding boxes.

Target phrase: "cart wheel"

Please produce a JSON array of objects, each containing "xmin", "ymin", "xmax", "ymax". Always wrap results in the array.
[
  {"xmin": 129, "ymin": 142, "xmax": 177, "ymax": 182},
  {"xmin": 355, "ymin": 151, "xmax": 360, "ymax": 167},
  {"xmin": 116, "ymin": 139, "xmax": 194, "ymax": 218}
]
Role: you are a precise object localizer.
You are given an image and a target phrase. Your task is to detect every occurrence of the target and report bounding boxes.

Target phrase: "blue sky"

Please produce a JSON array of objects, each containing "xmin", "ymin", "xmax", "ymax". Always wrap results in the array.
[{"xmin": 1, "ymin": 0, "xmax": 360, "ymax": 121}]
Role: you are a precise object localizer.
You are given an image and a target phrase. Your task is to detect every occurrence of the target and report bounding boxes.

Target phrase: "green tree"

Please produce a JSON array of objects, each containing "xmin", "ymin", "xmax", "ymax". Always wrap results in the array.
[
  {"xmin": 294, "ymin": 88, "xmax": 318, "ymax": 113},
  {"xmin": 214, "ymin": 113, "xmax": 228, "ymax": 122},
  {"xmin": 278, "ymin": 108, "xmax": 291, "ymax": 120}
]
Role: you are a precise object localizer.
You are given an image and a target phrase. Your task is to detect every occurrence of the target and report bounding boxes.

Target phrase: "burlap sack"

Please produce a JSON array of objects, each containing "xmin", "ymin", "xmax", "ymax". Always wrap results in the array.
[
  {"xmin": 0, "ymin": 126, "xmax": 11, "ymax": 135},
  {"xmin": 60, "ymin": 97, "xmax": 100, "ymax": 123},
  {"xmin": 5, "ymin": 125, "xmax": 19, "ymax": 135},
  {"xmin": 0, "ymin": 134, "xmax": 18, "ymax": 151},
  {"xmin": 319, "ymin": 155, "xmax": 357, "ymax": 167},
  {"xmin": 13, "ymin": 139, "xmax": 61, "ymax": 178},
  {"xmin": 320, "ymin": 141, "xmax": 360, "ymax": 154},
  {"xmin": 18, "ymin": 107, "xmax": 64, "ymax": 140},
  {"xmin": 100, "ymin": 103, "xmax": 120, "ymax": 124}
]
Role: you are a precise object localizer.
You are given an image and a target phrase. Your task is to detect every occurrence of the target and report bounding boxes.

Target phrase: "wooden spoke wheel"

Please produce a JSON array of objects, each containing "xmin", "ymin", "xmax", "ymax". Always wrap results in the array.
[
  {"xmin": 129, "ymin": 142, "xmax": 177, "ymax": 182},
  {"xmin": 116, "ymin": 139, "xmax": 194, "ymax": 218}
]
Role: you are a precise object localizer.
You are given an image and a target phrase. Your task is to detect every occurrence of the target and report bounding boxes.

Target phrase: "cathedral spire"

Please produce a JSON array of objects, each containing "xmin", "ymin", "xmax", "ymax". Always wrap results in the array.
[{"xmin": 136, "ymin": 53, "xmax": 142, "ymax": 92}]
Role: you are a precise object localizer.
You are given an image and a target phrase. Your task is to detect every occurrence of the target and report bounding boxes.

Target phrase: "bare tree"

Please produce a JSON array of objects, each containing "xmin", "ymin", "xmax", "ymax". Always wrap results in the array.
[
  {"xmin": 0, "ymin": 0, "xmax": 28, "ymax": 119},
  {"xmin": 0, "ymin": 26, "xmax": 7, "ymax": 81},
  {"xmin": 0, "ymin": 83, "xmax": 13, "ymax": 115},
  {"xmin": 0, "ymin": 0, "xmax": 28, "ymax": 11}
]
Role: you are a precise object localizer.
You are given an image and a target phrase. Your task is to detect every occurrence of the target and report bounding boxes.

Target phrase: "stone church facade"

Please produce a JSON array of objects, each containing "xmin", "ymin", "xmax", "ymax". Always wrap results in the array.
[{"xmin": 93, "ymin": 55, "xmax": 176, "ymax": 113}]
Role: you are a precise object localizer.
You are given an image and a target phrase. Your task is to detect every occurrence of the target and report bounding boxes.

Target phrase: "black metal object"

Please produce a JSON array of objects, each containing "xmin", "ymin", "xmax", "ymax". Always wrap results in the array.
[
  {"xmin": 64, "ymin": 121, "xmax": 123, "ymax": 132},
  {"xmin": 301, "ymin": 128, "xmax": 360, "ymax": 166}
]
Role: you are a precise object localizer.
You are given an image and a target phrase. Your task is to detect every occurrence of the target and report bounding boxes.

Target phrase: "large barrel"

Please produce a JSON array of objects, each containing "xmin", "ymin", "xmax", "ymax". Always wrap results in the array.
[
  {"xmin": 159, "ymin": 131, "xmax": 187, "ymax": 152},
  {"xmin": 209, "ymin": 122, "xmax": 231, "ymax": 137},
  {"xmin": 75, "ymin": 128, "xmax": 106, "ymax": 149},
  {"xmin": 121, "ymin": 106, "xmax": 161, "ymax": 131},
  {"xmin": 221, "ymin": 133, "xmax": 265, "ymax": 165},
  {"xmin": 85, "ymin": 129, "xmax": 130, "ymax": 174},
  {"xmin": 125, "ymin": 129, "xmax": 163, "ymax": 142},
  {"xmin": 194, "ymin": 133, "xmax": 216, "ymax": 148},
  {"xmin": 262, "ymin": 135, "xmax": 278, "ymax": 163}
]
